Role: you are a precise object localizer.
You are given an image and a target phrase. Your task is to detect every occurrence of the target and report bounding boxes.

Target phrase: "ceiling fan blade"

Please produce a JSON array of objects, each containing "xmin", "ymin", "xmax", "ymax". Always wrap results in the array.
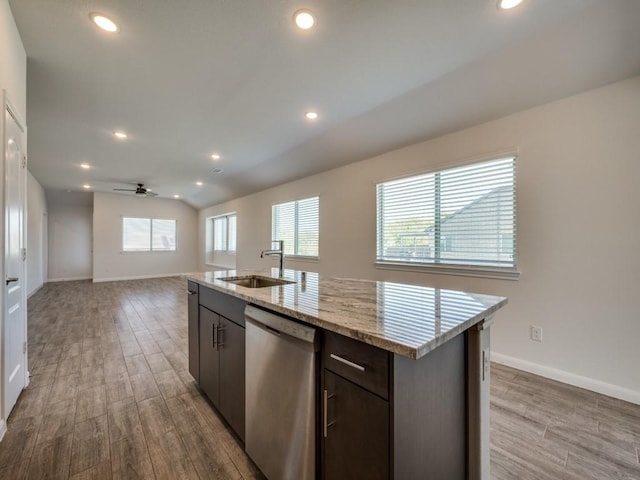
[
  {"xmin": 145, "ymin": 191, "xmax": 159, "ymax": 197},
  {"xmin": 113, "ymin": 188, "xmax": 136, "ymax": 191}
]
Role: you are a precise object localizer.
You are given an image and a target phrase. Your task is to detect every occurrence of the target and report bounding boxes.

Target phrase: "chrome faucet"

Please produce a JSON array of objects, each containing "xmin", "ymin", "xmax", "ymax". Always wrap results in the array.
[{"xmin": 260, "ymin": 240, "xmax": 285, "ymax": 277}]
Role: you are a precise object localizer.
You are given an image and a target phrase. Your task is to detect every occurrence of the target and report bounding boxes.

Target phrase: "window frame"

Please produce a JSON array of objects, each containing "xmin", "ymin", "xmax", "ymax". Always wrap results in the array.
[
  {"xmin": 210, "ymin": 213, "xmax": 237, "ymax": 255},
  {"xmin": 375, "ymin": 155, "xmax": 519, "ymax": 280},
  {"xmin": 121, "ymin": 216, "xmax": 177, "ymax": 253},
  {"xmin": 271, "ymin": 196, "xmax": 319, "ymax": 260}
]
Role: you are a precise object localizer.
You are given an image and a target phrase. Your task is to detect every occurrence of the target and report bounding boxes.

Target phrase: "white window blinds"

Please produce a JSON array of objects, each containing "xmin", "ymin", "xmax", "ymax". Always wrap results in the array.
[
  {"xmin": 213, "ymin": 216, "xmax": 227, "ymax": 251},
  {"xmin": 123, "ymin": 218, "xmax": 151, "ymax": 251},
  {"xmin": 376, "ymin": 157, "xmax": 516, "ymax": 269},
  {"xmin": 123, "ymin": 217, "xmax": 177, "ymax": 252},
  {"xmin": 212, "ymin": 213, "xmax": 236, "ymax": 253},
  {"xmin": 228, "ymin": 214, "xmax": 237, "ymax": 252},
  {"xmin": 151, "ymin": 219, "xmax": 177, "ymax": 251},
  {"xmin": 272, "ymin": 196, "xmax": 319, "ymax": 257}
]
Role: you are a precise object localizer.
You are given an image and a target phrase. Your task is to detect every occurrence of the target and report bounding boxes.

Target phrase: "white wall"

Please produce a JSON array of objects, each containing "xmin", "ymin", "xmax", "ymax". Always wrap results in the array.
[
  {"xmin": 199, "ymin": 76, "xmax": 640, "ymax": 402},
  {"xmin": 93, "ymin": 192, "xmax": 198, "ymax": 282},
  {"xmin": 0, "ymin": 0, "xmax": 26, "ymax": 118},
  {"xmin": 26, "ymin": 171, "xmax": 46, "ymax": 296},
  {"xmin": 47, "ymin": 192, "xmax": 93, "ymax": 281},
  {"xmin": 0, "ymin": 0, "xmax": 26, "ymax": 437}
]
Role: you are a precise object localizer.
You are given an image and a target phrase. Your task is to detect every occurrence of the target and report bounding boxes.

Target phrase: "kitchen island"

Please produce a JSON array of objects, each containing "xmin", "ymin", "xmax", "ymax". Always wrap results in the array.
[{"xmin": 186, "ymin": 269, "xmax": 507, "ymax": 480}]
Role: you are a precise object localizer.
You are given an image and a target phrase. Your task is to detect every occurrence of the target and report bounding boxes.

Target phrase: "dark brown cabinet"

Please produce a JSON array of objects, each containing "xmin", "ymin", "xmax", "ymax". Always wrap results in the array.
[
  {"xmin": 187, "ymin": 281, "xmax": 199, "ymax": 382},
  {"xmin": 322, "ymin": 331, "xmax": 391, "ymax": 480},
  {"xmin": 322, "ymin": 330, "xmax": 467, "ymax": 480},
  {"xmin": 198, "ymin": 306, "xmax": 221, "ymax": 405},
  {"xmin": 323, "ymin": 370, "xmax": 389, "ymax": 480},
  {"xmin": 198, "ymin": 305, "xmax": 246, "ymax": 441},
  {"xmin": 190, "ymin": 285, "xmax": 247, "ymax": 443},
  {"xmin": 218, "ymin": 316, "xmax": 245, "ymax": 440}
]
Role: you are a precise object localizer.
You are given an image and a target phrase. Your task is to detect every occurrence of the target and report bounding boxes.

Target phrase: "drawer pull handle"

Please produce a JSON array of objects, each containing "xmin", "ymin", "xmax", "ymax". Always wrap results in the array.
[
  {"xmin": 186, "ymin": 290, "xmax": 196, "ymax": 295},
  {"xmin": 330, "ymin": 354, "xmax": 366, "ymax": 372}
]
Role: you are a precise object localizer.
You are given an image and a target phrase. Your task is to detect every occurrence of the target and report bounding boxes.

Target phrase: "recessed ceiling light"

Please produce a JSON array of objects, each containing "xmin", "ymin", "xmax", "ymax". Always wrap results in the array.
[
  {"xmin": 113, "ymin": 131, "xmax": 127, "ymax": 139},
  {"xmin": 173, "ymin": 194, "xmax": 180, "ymax": 199},
  {"xmin": 294, "ymin": 10, "xmax": 315, "ymax": 30},
  {"xmin": 497, "ymin": 0, "xmax": 524, "ymax": 10},
  {"xmin": 305, "ymin": 111, "xmax": 319, "ymax": 120},
  {"xmin": 80, "ymin": 163, "xmax": 91, "ymax": 169},
  {"xmin": 196, "ymin": 181, "xmax": 203, "ymax": 186},
  {"xmin": 211, "ymin": 153, "xmax": 221, "ymax": 160},
  {"xmin": 90, "ymin": 13, "xmax": 119, "ymax": 32},
  {"xmin": 83, "ymin": 184, "xmax": 92, "ymax": 189},
  {"xmin": 212, "ymin": 168, "xmax": 224, "ymax": 175}
]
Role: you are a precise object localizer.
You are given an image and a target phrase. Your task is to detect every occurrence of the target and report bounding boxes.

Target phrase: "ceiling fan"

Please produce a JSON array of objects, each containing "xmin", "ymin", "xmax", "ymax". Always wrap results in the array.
[{"xmin": 113, "ymin": 183, "xmax": 158, "ymax": 197}]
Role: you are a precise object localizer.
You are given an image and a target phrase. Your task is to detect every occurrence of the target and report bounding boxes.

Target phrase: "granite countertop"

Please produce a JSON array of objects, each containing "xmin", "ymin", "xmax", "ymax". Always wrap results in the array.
[{"xmin": 186, "ymin": 268, "xmax": 507, "ymax": 359}]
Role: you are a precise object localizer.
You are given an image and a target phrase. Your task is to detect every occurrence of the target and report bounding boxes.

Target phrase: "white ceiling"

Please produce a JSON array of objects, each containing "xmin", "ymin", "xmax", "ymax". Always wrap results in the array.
[{"xmin": 9, "ymin": 0, "xmax": 640, "ymax": 209}]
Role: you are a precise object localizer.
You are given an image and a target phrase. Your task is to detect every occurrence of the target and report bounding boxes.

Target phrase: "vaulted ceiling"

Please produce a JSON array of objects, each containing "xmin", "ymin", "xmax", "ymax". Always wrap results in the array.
[{"xmin": 9, "ymin": 0, "xmax": 640, "ymax": 208}]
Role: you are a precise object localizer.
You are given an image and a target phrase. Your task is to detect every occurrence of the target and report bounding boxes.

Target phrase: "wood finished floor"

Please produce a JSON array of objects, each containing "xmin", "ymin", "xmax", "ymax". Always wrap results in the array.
[{"xmin": 0, "ymin": 277, "xmax": 637, "ymax": 479}]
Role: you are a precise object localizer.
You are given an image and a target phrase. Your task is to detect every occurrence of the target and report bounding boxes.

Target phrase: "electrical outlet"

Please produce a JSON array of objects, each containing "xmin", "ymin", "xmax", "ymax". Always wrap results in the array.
[{"xmin": 530, "ymin": 325, "xmax": 542, "ymax": 342}]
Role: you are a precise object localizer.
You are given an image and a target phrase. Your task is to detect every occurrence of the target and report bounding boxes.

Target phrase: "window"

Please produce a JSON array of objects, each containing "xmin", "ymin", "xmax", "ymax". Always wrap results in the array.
[
  {"xmin": 122, "ymin": 217, "xmax": 176, "ymax": 252},
  {"xmin": 272, "ymin": 196, "xmax": 319, "ymax": 257},
  {"xmin": 211, "ymin": 213, "xmax": 236, "ymax": 253},
  {"xmin": 376, "ymin": 157, "xmax": 516, "ymax": 273}
]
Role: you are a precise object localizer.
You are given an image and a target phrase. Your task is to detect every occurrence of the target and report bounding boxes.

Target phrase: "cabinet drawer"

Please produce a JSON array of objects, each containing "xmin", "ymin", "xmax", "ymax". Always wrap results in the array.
[
  {"xmin": 187, "ymin": 280, "xmax": 199, "ymax": 296},
  {"xmin": 323, "ymin": 332, "xmax": 389, "ymax": 399},
  {"xmin": 200, "ymin": 286, "xmax": 246, "ymax": 327}
]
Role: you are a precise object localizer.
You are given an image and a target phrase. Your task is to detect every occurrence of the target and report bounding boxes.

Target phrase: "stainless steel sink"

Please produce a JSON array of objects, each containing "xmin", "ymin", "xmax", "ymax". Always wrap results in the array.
[{"xmin": 219, "ymin": 275, "xmax": 294, "ymax": 288}]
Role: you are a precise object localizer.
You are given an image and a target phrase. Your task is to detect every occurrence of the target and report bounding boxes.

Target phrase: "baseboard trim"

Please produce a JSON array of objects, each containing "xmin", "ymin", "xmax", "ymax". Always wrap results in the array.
[
  {"xmin": 47, "ymin": 276, "xmax": 92, "ymax": 283},
  {"xmin": 92, "ymin": 273, "xmax": 180, "ymax": 283},
  {"xmin": 0, "ymin": 419, "xmax": 6, "ymax": 442},
  {"xmin": 491, "ymin": 352, "xmax": 640, "ymax": 405},
  {"xmin": 27, "ymin": 283, "xmax": 44, "ymax": 298}
]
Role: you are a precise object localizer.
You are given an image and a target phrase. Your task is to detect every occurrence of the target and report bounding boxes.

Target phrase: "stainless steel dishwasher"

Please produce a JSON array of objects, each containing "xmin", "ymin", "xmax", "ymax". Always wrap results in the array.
[{"xmin": 245, "ymin": 304, "xmax": 318, "ymax": 480}]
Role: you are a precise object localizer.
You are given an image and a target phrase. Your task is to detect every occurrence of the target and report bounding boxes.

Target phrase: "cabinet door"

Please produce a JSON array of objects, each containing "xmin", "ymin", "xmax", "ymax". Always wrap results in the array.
[
  {"xmin": 219, "ymin": 317, "xmax": 246, "ymax": 441},
  {"xmin": 187, "ymin": 281, "xmax": 199, "ymax": 382},
  {"xmin": 199, "ymin": 306, "xmax": 220, "ymax": 407},
  {"xmin": 323, "ymin": 371, "xmax": 389, "ymax": 480}
]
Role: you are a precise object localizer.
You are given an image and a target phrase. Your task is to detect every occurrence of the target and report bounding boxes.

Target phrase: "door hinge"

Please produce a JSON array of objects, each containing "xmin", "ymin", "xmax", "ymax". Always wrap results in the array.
[
  {"xmin": 22, "ymin": 155, "xmax": 27, "ymax": 168},
  {"xmin": 23, "ymin": 342, "xmax": 27, "ymax": 354},
  {"xmin": 22, "ymin": 247, "xmax": 27, "ymax": 261}
]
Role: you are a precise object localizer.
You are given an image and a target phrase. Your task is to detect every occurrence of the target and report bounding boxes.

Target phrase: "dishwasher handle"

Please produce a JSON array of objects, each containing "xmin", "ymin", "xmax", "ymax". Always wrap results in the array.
[{"xmin": 245, "ymin": 305, "xmax": 316, "ymax": 345}]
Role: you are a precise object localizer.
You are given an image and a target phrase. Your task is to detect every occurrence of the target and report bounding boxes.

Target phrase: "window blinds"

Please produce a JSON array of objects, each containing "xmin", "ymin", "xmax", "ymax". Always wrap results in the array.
[
  {"xmin": 228, "ymin": 214, "xmax": 237, "ymax": 252},
  {"xmin": 213, "ymin": 216, "xmax": 227, "ymax": 251},
  {"xmin": 376, "ymin": 157, "xmax": 515, "ymax": 269},
  {"xmin": 151, "ymin": 219, "xmax": 177, "ymax": 251},
  {"xmin": 212, "ymin": 214, "xmax": 236, "ymax": 252},
  {"xmin": 272, "ymin": 196, "xmax": 319, "ymax": 257},
  {"xmin": 123, "ymin": 217, "xmax": 176, "ymax": 252}
]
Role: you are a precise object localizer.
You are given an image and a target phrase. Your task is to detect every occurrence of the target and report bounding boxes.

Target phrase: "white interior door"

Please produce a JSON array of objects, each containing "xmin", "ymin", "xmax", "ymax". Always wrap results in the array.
[{"xmin": 3, "ymin": 97, "xmax": 27, "ymax": 419}]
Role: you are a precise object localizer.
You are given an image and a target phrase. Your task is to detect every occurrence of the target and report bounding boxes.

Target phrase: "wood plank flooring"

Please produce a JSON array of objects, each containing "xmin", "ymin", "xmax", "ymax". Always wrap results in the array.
[
  {"xmin": 491, "ymin": 363, "xmax": 640, "ymax": 479},
  {"xmin": 0, "ymin": 277, "xmax": 637, "ymax": 479},
  {"xmin": 1, "ymin": 278, "xmax": 264, "ymax": 480}
]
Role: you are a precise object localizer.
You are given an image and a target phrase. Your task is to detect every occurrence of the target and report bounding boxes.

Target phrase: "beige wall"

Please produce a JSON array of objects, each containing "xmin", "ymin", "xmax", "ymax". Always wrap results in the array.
[
  {"xmin": 199, "ymin": 76, "xmax": 640, "ymax": 402},
  {"xmin": 47, "ymin": 193, "xmax": 93, "ymax": 281},
  {"xmin": 26, "ymin": 171, "xmax": 46, "ymax": 295},
  {"xmin": 93, "ymin": 192, "xmax": 198, "ymax": 282},
  {"xmin": 0, "ymin": 0, "xmax": 26, "ymax": 119}
]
